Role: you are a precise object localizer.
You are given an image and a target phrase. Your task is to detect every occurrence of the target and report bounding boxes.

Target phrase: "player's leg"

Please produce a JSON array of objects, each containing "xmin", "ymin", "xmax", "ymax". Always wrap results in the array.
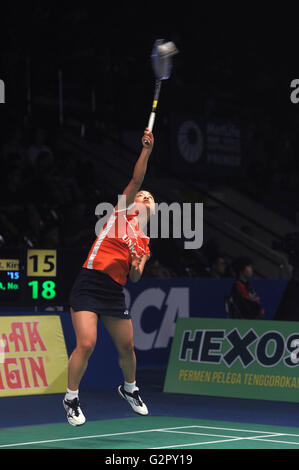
[
  {"xmin": 100, "ymin": 315, "xmax": 148, "ymax": 415},
  {"xmin": 63, "ymin": 308, "xmax": 98, "ymax": 426},
  {"xmin": 68, "ymin": 308, "xmax": 98, "ymax": 390},
  {"xmin": 100, "ymin": 315, "xmax": 136, "ymax": 382}
]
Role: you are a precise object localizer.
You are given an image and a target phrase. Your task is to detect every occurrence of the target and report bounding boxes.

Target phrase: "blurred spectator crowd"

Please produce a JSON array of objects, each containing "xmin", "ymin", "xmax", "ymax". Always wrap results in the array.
[
  {"xmin": 242, "ymin": 120, "xmax": 299, "ymax": 220},
  {"xmin": 0, "ymin": 123, "xmax": 104, "ymax": 251},
  {"xmin": 0, "ymin": 122, "xmax": 237, "ymax": 279},
  {"xmin": 1, "ymin": 120, "xmax": 296, "ymax": 282}
]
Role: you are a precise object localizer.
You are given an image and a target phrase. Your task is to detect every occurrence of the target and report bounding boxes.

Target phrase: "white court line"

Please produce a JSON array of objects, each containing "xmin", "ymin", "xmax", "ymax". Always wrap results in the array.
[
  {"xmin": 192, "ymin": 424, "xmax": 284, "ymax": 435},
  {"xmin": 0, "ymin": 425, "xmax": 198, "ymax": 448},
  {"xmin": 157, "ymin": 430, "xmax": 278, "ymax": 439},
  {"xmin": 148, "ymin": 433, "xmax": 284, "ymax": 449},
  {"xmin": 251, "ymin": 438, "xmax": 299, "ymax": 446},
  {"xmin": 191, "ymin": 425, "xmax": 299, "ymax": 441}
]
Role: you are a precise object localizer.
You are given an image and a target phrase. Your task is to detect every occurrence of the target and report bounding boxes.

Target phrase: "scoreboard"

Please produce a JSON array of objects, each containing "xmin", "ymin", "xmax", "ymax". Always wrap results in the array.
[
  {"xmin": 0, "ymin": 248, "xmax": 84, "ymax": 308},
  {"xmin": 26, "ymin": 249, "xmax": 57, "ymax": 302},
  {"xmin": 0, "ymin": 258, "xmax": 21, "ymax": 301}
]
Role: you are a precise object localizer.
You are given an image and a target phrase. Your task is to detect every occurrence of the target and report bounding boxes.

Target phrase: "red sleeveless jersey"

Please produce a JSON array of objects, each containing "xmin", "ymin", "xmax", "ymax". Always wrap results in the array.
[{"xmin": 83, "ymin": 203, "xmax": 150, "ymax": 285}]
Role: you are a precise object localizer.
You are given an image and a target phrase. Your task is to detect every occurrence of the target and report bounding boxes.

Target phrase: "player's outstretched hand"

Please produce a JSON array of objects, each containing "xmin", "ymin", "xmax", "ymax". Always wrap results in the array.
[
  {"xmin": 131, "ymin": 250, "xmax": 143, "ymax": 270},
  {"xmin": 142, "ymin": 128, "xmax": 154, "ymax": 149}
]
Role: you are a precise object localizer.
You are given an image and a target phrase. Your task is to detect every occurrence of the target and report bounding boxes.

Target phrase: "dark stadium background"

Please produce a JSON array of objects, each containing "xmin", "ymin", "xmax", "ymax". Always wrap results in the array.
[{"xmin": 0, "ymin": 2, "xmax": 298, "ymax": 306}]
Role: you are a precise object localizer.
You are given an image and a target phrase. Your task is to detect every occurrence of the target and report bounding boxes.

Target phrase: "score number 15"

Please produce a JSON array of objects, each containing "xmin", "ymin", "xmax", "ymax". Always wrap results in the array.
[{"xmin": 27, "ymin": 250, "xmax": 57, "ymax": 277}]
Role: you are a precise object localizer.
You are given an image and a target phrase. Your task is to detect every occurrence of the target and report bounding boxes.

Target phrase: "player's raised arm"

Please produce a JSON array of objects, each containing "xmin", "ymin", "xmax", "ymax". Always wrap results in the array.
[{"xmin": 116, "ymin": 128, "xmax": 154, "ymax": 210}]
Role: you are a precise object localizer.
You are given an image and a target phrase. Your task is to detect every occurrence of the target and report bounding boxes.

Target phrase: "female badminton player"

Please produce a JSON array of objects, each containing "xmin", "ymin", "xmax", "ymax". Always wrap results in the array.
[{"xmin": 63, "ymin": 128, "xmax": 155, "ymax": 426}]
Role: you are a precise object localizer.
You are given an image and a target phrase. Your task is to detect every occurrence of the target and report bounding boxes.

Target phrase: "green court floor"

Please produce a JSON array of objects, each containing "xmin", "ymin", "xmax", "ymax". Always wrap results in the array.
[{"xmin": 1, "ymin": 416, "xmax": 299, "ymax": 449}]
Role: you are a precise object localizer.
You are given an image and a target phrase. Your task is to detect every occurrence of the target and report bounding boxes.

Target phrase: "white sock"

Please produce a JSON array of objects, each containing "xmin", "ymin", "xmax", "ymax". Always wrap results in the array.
[
  {"xmin": 124, "ymin": 381, "xmax": 138, "ymax": 394},
  {"xmin": 65, "ymin": 388, "xmax": 79, "ymax": 401}
]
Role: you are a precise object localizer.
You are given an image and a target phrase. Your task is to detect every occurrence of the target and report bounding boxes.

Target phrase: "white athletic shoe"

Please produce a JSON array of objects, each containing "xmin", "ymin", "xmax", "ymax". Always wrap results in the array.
[
  {"xmin": 63, "ymin": 397, "xmax": 86, "ymax": 426},
  {"xmin": 118, "ymin": 385, "xmax": 148, "ymax": 416}
]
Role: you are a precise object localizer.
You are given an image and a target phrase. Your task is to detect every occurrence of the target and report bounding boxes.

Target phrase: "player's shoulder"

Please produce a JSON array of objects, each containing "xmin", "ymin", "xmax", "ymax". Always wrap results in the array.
[{"xmin": 114, "ymin": 201, "xmax": 136, "ymax": 214}]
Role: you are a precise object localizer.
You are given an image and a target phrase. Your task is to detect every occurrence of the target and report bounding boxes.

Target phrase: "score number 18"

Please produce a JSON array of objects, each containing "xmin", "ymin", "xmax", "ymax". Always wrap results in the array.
[
  {"xmin": 27, "ymin": 250, "xmax": 57, "ymax": 301},
  {"xmin": 28, "ymin": 280, "xmax": 56, "ymax": 299}
]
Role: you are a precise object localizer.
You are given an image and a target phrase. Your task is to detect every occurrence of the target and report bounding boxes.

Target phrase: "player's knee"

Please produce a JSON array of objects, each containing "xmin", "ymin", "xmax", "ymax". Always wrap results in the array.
[
  {"xmin": 119, "ymin": 340, "xmax": 135, "ymax": 356},
  {"xmin": 77, "ymin": 338, "xmax": 96, "ymax": 356}
]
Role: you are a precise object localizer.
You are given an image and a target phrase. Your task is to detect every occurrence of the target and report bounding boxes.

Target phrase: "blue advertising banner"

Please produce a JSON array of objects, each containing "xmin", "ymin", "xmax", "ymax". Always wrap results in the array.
[{"xmin": 170, "ymin": 113, "xmax": 244, "ymax": 178}]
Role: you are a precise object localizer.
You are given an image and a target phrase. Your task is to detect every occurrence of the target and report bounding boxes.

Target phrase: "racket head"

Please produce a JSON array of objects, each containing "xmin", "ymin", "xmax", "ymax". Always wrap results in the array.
[{"xmin": 151, "ymin": 39, "xmax": 178, "ymax": 81}]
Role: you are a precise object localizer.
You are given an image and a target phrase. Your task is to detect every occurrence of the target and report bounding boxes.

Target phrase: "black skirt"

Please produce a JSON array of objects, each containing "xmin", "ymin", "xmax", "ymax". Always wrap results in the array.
[{"xmin": 69, "ymin": 267, "xmax": 131, "ymax": 319}]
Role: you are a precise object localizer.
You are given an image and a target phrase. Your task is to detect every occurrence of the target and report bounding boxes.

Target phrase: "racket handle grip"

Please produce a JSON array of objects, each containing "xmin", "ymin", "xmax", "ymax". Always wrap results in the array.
[
  {"xmin": 144, "ymin": 112, "xmax": 156, "ymax": 146},
  {"xmin": 147, "ymin": 112, "xmax": 156, "ymax": 132}
]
